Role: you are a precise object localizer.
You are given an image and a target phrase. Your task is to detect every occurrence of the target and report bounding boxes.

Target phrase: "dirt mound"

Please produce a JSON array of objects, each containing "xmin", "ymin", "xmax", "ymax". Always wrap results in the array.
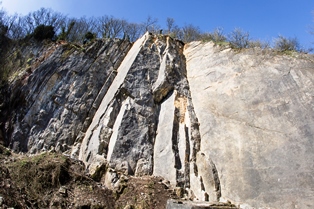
[
  {"xmin": 1, "ymin": 149, "xmax": 115, "ymax": 208},
  {"xmin": 114, "ymin": 176, "xmax": 178, "ymax": 209},
  {"xmin": 0, "ymin": 147, "xmax": 179, "ymax": 209}
]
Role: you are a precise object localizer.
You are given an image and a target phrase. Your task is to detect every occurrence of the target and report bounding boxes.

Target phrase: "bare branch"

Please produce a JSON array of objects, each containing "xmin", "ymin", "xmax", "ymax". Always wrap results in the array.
[{"xmin": 142, "ymin": 15, "xmax": 158, "ymax": 33}]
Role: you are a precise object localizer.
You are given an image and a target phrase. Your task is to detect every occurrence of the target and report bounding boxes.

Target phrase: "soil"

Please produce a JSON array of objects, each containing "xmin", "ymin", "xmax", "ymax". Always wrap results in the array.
[
  {"xmin": 114, "ymin": 176, "xmax": 178, "ymax": 209},
  {"xmin": 0, "ymin": 145, "xmax": 179, "ymax": 209}
]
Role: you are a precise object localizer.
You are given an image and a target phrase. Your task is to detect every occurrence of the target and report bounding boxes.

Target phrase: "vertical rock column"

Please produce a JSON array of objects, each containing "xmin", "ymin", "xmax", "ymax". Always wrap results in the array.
[
  {"xmin": 78, "ymin": 33, "xmax": 149, "ymax": 173},
  {"xmin": 152, "ymin": 37, "xmax": 221, "ymax": 201},
  {"xmin": 78, "ymin": 34, "xmax": 221, "ymax": 201}
]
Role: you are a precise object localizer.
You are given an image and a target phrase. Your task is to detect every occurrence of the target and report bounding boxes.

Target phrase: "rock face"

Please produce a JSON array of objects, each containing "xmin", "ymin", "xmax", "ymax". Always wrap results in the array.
[
  {"xmin": 4, "ymin": 38, "xmax": 132, "ymax": 153},
  {"xmin": 184, "ymin": 42, "xmax": 314, "ymax": 209},
  {"xmin": 1, "ymin": 34, "xmax": 314, "ymax": 209},
  {"xmin": 78, "ymin": 33, "xmax": 219, "ymax": 201}
]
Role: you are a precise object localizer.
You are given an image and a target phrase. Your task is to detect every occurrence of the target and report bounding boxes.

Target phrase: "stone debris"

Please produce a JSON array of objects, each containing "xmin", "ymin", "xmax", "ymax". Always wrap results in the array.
[
  {"xmin": 0, "ymin": 196, "xmax": 3, "ymax": 206},
  {"xmin": 166, "ymin": 199, "xmax": 238, "ymax": 209},
  {"xmin": 58, "ymin": 186, "xmax": 67, "ymax": 197}
]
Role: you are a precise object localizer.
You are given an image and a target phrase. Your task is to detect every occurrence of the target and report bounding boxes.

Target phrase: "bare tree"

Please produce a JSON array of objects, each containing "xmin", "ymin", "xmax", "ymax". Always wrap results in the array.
[
  {"xmin": 0, "ymin": 9, "xmax": 26, "ymax": 39},
  {"xmin": 228, "ymin": 28, "xmax": 250, "ymax": 49},
  {"xmin": 109, "ymin": 17, "xmax": 124, "ymax": 38},
  {"xmin": 66, "ymin": 17, "xmax": 89, "ymax": 42},
  {"xmin": 200, "ymin": 27, "xmax": 226, "ymax": 43},
  {"xmin": 22, "ymin": 13, "xmax": 35, "ymax": 35},
  {"xmin": 58, "ymin": 16, "xmax": 99, "ymax": 42},
  {"xmin": 122, "ymin": 22, "xmax": 143, "ymax": 42},
  {"xmin": 210, "ymin": 27, "xmax": 226, "ymax": 42},
  {"xmin": 165, "ymin": 17, "xmax": 182, "ymax": 39},
  {"xmin": 95, "ymin": 17, "xmax": 145, "ymax": 41},
  {"xmin": 97, "ymin": 16, "xmax": 124, "ymax": 39},
  {"xmin": 58, "ymin": 20, "xmax": 75, "ymax": 41},
  {"xmin": 0, "ymin": 10, "xmax": 8, "ymax": 35},
  {"xmin": 5, "ymin": 14, "xmax": 23, "ymax": 39},
  {"xmin": 274, "ymin": 35, "xmax": 300, "ymax": 52},
  {"xmin": 166, "ymin": 17, "xmax": 175, "ymax": 34},
  {"xmin": 0, "ymin": 2, "xmax": 7, "ymax": 36},
  {"xmin": 16, "ymin": 8, "xmax": 66, "ymax": 37},
  {"xmin": 181, "ymin": 24, "xmax": 201, "ymax": 42},
  {"xmin": 32, "ymin": 8, "xmax": 61, "ymax": 26},
  {"xmin": 142, "ymin": 15, "xmax": 159, "ymax": 33}
]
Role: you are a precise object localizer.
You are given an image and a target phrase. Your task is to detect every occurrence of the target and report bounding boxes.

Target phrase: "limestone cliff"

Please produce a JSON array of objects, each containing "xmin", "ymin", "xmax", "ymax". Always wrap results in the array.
[
  {"xmin": 1, "ymin": 33, "xmax": 313, "ymax": 209},
  {"xmin": 184, "ymin": 42, "xmax": 314, "ymax": 209}
]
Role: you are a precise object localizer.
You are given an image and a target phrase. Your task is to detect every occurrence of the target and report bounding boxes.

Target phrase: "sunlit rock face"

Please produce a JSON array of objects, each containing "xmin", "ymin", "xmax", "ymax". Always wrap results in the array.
[
  {"xmin": 184, "ymin": 41, "xmax": 314, "ymax": 208},
  {"xmin": 2, "ymin": 33, "xmax": 314, "ymax": 209},
  {"xmin": 5, "ymin": 39, "xmax": 132, "ymax": 153},
  {"xmin": 78, "ymin": 33, "xmax": 220, "ymax": 202}
]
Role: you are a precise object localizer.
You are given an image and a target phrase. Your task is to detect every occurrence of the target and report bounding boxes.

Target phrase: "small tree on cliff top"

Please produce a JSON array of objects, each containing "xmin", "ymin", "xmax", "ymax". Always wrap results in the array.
[
  {"xmin": 33, "ymin": 24, "xmax": 55, "ymax": 41},
  {"xmin": 274, "ymin": 35, "xmax": 300, "ymax": 52},
  {"xmin": 228, "ymin": 28, "xmax": 250, "ymax": 49}
]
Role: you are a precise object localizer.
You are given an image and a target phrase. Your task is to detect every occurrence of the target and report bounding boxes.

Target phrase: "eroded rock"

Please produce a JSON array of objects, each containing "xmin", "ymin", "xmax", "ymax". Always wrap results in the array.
[
  {"xmin": 1, "ymin": 34, "xmax": 313, "ymax": 209},
  {"xmin": 185, "ymin": 41, "xmax": 314, "ymax": 208}
]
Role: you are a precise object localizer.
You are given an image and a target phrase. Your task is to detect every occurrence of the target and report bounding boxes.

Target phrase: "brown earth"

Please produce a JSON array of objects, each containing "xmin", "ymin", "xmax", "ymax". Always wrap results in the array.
[{"xmin": 0, "ymin": 145, "xmax": 179, "ymax": 209}]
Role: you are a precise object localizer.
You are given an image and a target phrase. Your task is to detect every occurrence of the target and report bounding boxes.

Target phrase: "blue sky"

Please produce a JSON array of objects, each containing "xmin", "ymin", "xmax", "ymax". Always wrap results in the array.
[{"xmin": 2, "ymin": 0, "xmax": 314, "ymax": 47}]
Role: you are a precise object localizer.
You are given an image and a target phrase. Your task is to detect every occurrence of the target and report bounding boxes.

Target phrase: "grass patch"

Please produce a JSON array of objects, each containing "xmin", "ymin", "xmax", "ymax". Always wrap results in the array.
[
  {"xmin": 0, "ymin": 145, "xmax": 11, "ymax": 156},
  {"xmin": 7, "ymin": 152, "xmax": 71, "ymax": 206}
]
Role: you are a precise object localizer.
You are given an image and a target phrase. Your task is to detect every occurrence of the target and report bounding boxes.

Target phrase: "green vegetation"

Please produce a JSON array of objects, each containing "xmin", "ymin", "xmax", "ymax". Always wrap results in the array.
[
  {"xmin": 58, "ymin": 21, "xmax": 75, "ymax": 41},
  {"xmin": 33, "ymin": 24, "xmax": 55, "ymax": 41},
  {"xmin": 0, "ymin": 144, "xmax": 11, "ymax": 156},
  {"xmin": 0, "ymin": 151, "xmax": 117, "ymax": 208},
  {"xmin": 8, "ymin": 152, "xmax": 71, "ymax": 203},
  {"xmin": 84, "ymin": 31, "xmax": 96, "ymax": 43},
  {"xmin": 0, "ymin": 44, "xmax": 10, "ymax": 86}
]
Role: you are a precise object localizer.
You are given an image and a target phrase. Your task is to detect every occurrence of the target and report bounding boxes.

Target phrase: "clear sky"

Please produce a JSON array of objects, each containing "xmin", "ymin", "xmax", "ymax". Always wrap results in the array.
[{"xmin": 2, "ymin": 0, "xmax": 314, "ymax": 48}]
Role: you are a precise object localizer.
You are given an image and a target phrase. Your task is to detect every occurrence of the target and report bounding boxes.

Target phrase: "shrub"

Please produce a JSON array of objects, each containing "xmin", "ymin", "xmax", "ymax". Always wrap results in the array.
[
  {"xmin": 274, "ymin": 35, "xmax": 300, "ymax": 52},
  {"xmin": 228, "ymin": 28, "xmax": 250, "ymax": 49},
  {"xmin": 210, "ymin": 28, "xmax": 226, "ymax": 42},
  {"xmin": 33, "ymin": 24, "xmax": 55, "ymax": 41},
  {"xmin": 201, "ymin": 28, "xmax": 227, "ymax": 44},
  {"xmin": 84, "ymin": 31, "xmax": 96, "ymax": 42},
  {"xmin": 181, "ymin": 24, "xmax": 201, "ymax": 43},
  {"xmin": 0, "ymin": 32, "xmax": 10, "ymax": 86},
  {"xmin": 58, "ymin": 21, "xmax": 75, "ymax": 41},
  {"xmin": 0, "ymin": 23, "xmax": 8, "ymax": 36},
  {"xmin": 248, "ymin": 40, "xmax": 270, "ymax": 49}
]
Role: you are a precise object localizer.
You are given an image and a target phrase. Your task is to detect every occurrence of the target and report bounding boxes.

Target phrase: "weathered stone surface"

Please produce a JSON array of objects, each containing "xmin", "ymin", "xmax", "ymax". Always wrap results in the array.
[
  {"xmin": 185, "ymin": 41, "xmax": 314, "ymax": 209},
  {"xmin": 0, "ymin": 196, "xmax": 3, "ymax": 206},
  {"xmin": 1, "ymin": 34, "xmax": 314, "ymax": 209},
  {"xmin": 153, "ymin": 90, "xmax": 177, "ymax": 184},
  {"xmin": 77, "ymin": 33, "xmax": 218, "ymax": 203},
  {"xmin": 5, "ymin": 39, "xmax": 131, "ymax": 153}
]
